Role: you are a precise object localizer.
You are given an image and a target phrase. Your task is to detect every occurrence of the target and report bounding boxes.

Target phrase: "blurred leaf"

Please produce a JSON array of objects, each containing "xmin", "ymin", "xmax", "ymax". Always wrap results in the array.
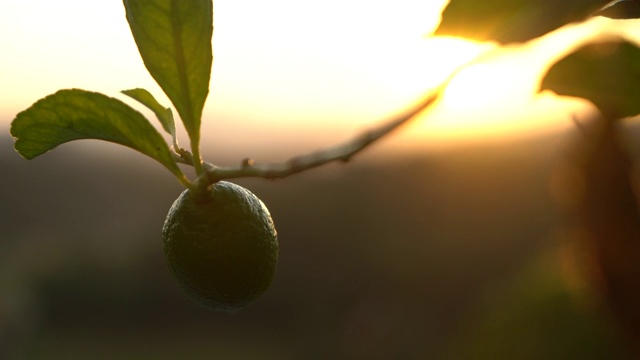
[
  {"xmin": 123, "ymin": 0, "xmax": 213, "ymax": 148},
  {"xmin": 10, "ymin": 89, "xmax": 185, "ymax": 180},
  {"xmin": 122, "ymin": 88, "xmax": 177, "ymax": 145},
  {"xmin": 435, "ymin": 0, "xmax": 611, "ymax": 43},
  {"xmin": 541, "ymin": 41, "xmax": 640, "ymax": 119},
  {"xmin": 594, "ymin": 0, "xmax": 640, "ymax": 19}
]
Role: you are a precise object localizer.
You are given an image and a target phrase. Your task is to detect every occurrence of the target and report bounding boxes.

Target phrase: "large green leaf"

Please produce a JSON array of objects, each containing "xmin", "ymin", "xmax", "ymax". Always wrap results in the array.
[
  {"xmin": 11, "ymin": 89, "xmax": 186, "ymax": 180},
  {"xmin": 123, "ymin": 0, "xmax": 213, "ymax": 148},
  {"xmin": 435, "ymin": 0, "xmax": 611, "ymax": 43},
  {"xmin": 540, "ymin": 40, "xmax": 640, "ymax": 119}
]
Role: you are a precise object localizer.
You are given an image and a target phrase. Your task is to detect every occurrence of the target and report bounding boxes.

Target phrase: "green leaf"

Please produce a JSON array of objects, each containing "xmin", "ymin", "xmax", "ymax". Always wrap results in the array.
[
  {"xmin": 123, "ymin": 0, "xmax": 213, "ymax": 148},
  {"xmin": 540, "ymin": 40, "xmax": 640, "ymax": 119},
  {"xmin": 10, "ymin": 89, "xmax": 187, "ymax": 181},
  {"xmin": 435, "ymin": 0, "xmax": 611, "ymax": 43},
  {"xmin": 122, "ymin": 88, "xmax": 177, "ymax": 145}
]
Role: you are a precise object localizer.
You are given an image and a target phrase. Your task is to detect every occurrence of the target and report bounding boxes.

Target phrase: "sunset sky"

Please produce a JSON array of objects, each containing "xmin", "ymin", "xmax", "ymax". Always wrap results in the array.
[{"xmin": 1, "ymin": 0, "xmax": 635, "ymax": 158}]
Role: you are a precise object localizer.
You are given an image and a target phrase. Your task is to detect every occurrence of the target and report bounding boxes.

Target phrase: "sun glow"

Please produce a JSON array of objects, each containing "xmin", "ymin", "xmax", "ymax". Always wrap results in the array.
[
  {"xmin": 404, "ymin": 17, "xmax": 631, "ymax": 144},
  {"xmin": 443, "ymin": 62, "xmax": 527, "ymax": 112},
  {"xmin": 430, "ymin": 50, "xmax": 543, "ymax": 137}
]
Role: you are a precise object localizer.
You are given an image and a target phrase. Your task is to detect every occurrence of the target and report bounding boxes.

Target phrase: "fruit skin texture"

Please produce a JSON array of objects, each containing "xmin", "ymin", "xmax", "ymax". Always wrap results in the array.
[{"xmin": 162, "ymin": 181, "xmax": 278, "ymax": 312}]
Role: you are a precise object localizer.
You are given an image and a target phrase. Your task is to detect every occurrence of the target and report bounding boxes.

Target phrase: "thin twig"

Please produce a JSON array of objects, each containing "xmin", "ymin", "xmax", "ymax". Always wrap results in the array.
[
  {"xmin": 173, "ymin": 48, "xmax": 482, "ymax": 187},
  {"xmin": 174, "ymin": 91, "xmax": 439, "ymax": 185}
]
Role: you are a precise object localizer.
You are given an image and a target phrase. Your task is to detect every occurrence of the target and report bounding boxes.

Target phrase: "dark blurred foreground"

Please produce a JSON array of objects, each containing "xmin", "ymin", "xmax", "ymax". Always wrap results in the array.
[{"xmin": 0, "ymin": 130, "xmax": 631, "ymax": 359}]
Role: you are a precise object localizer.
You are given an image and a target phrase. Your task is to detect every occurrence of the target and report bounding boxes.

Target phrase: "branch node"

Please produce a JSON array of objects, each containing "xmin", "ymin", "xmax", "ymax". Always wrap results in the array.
[{"xmin": 242, "ymin": 158, "xmax": 255, "ymax": 168}]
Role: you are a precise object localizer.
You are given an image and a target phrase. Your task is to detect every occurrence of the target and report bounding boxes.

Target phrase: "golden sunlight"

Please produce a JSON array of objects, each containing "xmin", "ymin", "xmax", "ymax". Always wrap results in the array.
[
  {"xmin": 442, "ymin": 61, "xmax": 523, "ymax": 112},
  {"xmin": 433, "ymin": 49, "xmax": 542, "ymax": 136},
  {"xmin": 408, "ymin": 16, "xmax": 640, "ymax": 143}
]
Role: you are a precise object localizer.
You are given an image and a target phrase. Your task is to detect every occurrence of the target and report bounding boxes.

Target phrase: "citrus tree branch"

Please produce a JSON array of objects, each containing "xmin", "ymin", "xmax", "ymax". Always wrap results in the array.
[{"xmin": 174, "ymin": 90, "xmax": 439, "ymax": 185}]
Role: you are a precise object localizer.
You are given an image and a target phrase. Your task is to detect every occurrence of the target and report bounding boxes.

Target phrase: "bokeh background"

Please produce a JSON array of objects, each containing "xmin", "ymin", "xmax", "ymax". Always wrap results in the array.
[{"xmin": 1, "ymin": 0, "xmax": 638, "ymax": 358}]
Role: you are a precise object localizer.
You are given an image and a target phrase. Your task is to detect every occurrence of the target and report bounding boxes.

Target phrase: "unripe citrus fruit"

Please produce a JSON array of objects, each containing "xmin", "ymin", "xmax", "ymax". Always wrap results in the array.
[{"xmin": 162, "ymin": 181, "xmax": 278, "ymax": 312}]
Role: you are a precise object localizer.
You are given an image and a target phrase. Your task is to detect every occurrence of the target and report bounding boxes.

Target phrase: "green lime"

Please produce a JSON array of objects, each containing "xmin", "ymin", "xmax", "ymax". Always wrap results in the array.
[{"xmin": 162, "ymin": 181, "xmax": 278, "ymax": 312}]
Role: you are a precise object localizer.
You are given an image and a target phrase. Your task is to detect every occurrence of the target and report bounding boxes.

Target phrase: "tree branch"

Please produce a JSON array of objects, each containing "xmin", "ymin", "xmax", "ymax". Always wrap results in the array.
[{"xmin": 174, "ymin": 90, "xmax": 439, "ymax": 185}]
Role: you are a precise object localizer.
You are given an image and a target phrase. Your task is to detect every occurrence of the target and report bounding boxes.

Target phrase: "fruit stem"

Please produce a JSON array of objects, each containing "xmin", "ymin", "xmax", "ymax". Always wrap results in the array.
[
  {"xmin": 189, "ymin": 172, "xmax": 215, "ymax": 202},
  {"xmin": 190, "ymin": 137, "xmax": 204, "ymax": 176}
]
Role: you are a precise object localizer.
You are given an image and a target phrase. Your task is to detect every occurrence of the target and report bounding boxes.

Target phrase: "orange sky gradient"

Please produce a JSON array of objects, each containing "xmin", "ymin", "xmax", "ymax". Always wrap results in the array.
[{"xmin": 2, "ymin": 0, "xmax": 640, "ymax": 159}]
